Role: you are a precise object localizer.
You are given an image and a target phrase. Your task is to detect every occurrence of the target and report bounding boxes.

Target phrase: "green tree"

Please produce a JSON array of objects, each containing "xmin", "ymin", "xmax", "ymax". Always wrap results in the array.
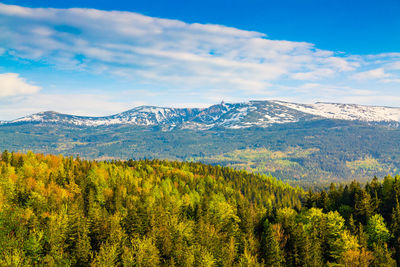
[
  {"xmin": 391, "ymin": 198, "xmax": 400, "ymax": 264},
  {"xmin": 371, "ymin": 242, "xmax": 395, "ymax": 267},
  {"xmin": 367, "ymin": 214, "xmax": 391, "ymax": 247},
  {"xmin": 1, "ymin": 150, "xmax": 10, "ymax": 164},
  {"xmin": 262, "ymin": 220, "xmax": 284, "ymax": 266},
  {"xmin": 355, "ymin": 190, "xmax": 374, "ymax": 224}
]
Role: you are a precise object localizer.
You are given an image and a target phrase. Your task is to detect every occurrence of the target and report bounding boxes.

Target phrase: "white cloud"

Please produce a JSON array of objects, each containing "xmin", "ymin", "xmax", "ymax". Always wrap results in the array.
[
  {"xmin": 0, "ymin": 3, "xmax": 375, "ymax": 94},
  {"xmin": 0, "ymin": 73, "xmax": 41, "ymax": 97},
  {"xmin": 272, "ymin": 83, "xmax": 395, "ymax": 106},
  {"xmin": 291, "ymin": 68, "xmax": 335, "ymax": 80},
  {"xmin": 351, "ymin": 68, "xmax": 390, "ymax": 81},
  {"xmin": 0, "ymin": 93, "xmax": 140, "ymax": 120},
  {"xmin": 387, "ymin": 61, "xmax": 400, "ymax": 70},
  {"xmin": 0, "ymin": 3, "xmax": 398, "ymax": 110},
  {"xmin": 382, "ymin": 78, "xmax": 400, "ymax": 83},
  {"xmin": 339, "ymin": 95, "xmax": 400, "ymax": 106}
]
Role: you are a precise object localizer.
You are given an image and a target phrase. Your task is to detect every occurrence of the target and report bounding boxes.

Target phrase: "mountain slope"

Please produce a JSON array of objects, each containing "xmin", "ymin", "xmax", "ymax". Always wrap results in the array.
[
  {"xmin": 3, "ymin": 100, "xmax": 400, "ymax": 129},
  {"xmin": 1, "ymin": 119, "xmax": 400, "ymax": 186},
  {"xmin": 5, "ymin": 107, "xmax": 203, "ymax": 127},
  {"xmin": 2, "ymin": 100, "xmax": 400, "ymax": 185},
  {"xmin": 2, "ymin": 152, "xmax": 399, "ymax": 265}
]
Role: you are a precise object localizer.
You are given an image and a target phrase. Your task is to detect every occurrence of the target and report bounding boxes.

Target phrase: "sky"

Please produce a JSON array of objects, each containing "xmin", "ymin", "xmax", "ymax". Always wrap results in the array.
[{"xmin": 0, "ymin": 0, "xmax": 399, "ymax": 120}]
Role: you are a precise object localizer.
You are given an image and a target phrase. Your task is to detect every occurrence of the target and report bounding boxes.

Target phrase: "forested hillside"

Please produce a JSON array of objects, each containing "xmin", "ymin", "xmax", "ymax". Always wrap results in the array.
[
  {"xmin": 307, "ymin": 176, "xmax": 400, "ymax": 266},
  {"xmin": 0, "ymin": 151, "xmax": 398, "ymax": 266},
  {"xmin": 2, "ymin": 119, "xmax": 400, "ymax": 186}
]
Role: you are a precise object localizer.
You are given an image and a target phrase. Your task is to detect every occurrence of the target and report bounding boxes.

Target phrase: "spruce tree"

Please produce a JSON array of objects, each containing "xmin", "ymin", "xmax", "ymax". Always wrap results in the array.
[
  {"xmin": 391, "ymin": 198, "xmax": 400, "ymax": 264},
  {"xmin": 262, "ymin": 220, "xmax": 284, "ymax": 266}
]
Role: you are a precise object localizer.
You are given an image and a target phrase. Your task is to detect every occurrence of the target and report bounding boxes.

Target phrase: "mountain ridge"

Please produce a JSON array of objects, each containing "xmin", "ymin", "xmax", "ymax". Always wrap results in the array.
[{"xmin": 3, "ymin": 100, "xmax": 400, "ymax": 129}]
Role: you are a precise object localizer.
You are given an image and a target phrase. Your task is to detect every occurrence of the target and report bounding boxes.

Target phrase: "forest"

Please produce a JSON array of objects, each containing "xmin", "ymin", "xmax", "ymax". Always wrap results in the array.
[
  {"xmin": 2, "ymin": 119, "xmax": 400, "ymax": 187},
  {"xmin": 0, "ymin": 150, "xmax": 399, "ymax": 266}
]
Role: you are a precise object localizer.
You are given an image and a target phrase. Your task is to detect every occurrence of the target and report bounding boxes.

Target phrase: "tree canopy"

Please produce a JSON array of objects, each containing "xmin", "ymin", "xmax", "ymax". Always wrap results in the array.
[{"xmin": 0, "ymin": 150, "xmax": 398, "ymax": 266}]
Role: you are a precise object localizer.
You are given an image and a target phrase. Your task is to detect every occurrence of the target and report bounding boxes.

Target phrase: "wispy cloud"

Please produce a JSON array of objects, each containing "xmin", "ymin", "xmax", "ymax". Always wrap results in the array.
[
  {"xmin": 0, "ymin": 3, "xmax": 387, "ymax": 91},
  {"xmin": 0, "ymin": 3, "xmax": 399, "ymax": 117},
  {"xmin": 351, "ymin": 68, "xmax": 390, "ymax": 81}
]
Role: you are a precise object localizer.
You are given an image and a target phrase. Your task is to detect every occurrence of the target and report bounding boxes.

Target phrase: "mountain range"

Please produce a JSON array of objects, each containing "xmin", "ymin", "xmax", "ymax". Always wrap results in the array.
[
  {"xmin": 4, "ymin": 100, "xmax": 400, "ymax": 129},
  {"xmin": 2, "ymin": 100, "xmax": 400, "ymax": 186}
]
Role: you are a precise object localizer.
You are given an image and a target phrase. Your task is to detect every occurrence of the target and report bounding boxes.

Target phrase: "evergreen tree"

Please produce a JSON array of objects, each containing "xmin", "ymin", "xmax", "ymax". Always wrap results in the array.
[
  {"xmin": 349, "ymin": 214, "xmax": 357, "ymax": 234},
  {"xmin": 371, "ymin": 242, "xmax": 396, "ymax": 267},
  {"xmin": 355, "ymin": 190, "xmax": 374, "ymax": 224},
  {"xmin": 262, "ymin": 220, "xmax": 284, "ymax": 266},
  {"xmin": 1, "ymin": 150, "xmax": 10, "ymax": 164},
  {"xmin": 391, "ymin": 198, "xmax": 400, "ymax": 264},
  {"xmin": 367, "ymin": 214, "xmax": 391, "ymax": 247}
]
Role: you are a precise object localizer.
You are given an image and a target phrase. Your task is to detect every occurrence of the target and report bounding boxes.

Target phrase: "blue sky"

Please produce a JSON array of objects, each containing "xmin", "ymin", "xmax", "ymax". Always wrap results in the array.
[{"xmin": 0, "ymin": 0, "xmax": 399, "ymax": 119}]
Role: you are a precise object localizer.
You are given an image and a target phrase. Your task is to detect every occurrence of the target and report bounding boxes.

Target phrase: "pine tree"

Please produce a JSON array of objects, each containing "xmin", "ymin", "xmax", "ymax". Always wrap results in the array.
[
  {"xmin": 262, "ymin": 220, "xmax": 284, "ymax": 266},
  {"xmin": 307, "ymin": 227, "xmax": 324, "ymax": 266},
  {"xmin": 367, "ymin": 214, "xmax": 391, "ymax": 247},
  {"xmin": 349, "ymin": 214, "xmax": 357, "ymax": 235},
  {"xmin": 391, "ymin": 198, "xmax": 400, "ymax": 264},
  {"xmin": 371, "ymin": 242, "xmax": 395, "ymax": 267},
  {"xmin": 319, "ymin": 191, "xmax": 330, "ymax": 212},
  {"xmin": 1, "ymin": 150, "xmax": 10, "ymax": 164},
  {"xmin": 65, "ymin": 203, "xmax": 92, "ymax": 265},
  {"xmin": 357, "ymin": 223, "xmax": 368, "ymax": 249},
  {"xmin": 355, "ymin": 190, "xmax": 374, "ymax": 224}
]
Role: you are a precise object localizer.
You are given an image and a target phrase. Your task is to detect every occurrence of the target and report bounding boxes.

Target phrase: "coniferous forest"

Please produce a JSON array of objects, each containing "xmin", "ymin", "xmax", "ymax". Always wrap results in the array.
[{"xmin": 0, "ymin": 151, "xmax": 399, "ymax": 266}]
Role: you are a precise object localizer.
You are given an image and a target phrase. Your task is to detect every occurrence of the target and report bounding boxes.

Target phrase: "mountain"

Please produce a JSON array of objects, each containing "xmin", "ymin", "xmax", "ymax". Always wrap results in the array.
[
  {"xmin": 2, "ymin": 100, "xmax": 400, "ymax": 186},
  {"xmin": 3, "ymin": 100, "xmax": 400, "ymax": 129}
]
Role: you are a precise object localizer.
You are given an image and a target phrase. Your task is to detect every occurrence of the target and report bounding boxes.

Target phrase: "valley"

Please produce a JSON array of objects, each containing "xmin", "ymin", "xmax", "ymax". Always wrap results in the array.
[{"xmin": 2, "ymin": 100, "xmax": 400, "ymax": 187}]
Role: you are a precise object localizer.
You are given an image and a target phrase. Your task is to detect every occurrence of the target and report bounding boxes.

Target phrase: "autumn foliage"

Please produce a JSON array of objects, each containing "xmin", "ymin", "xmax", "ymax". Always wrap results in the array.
[{"xmin": 0, "ymin": 151, "xmax": 397, "ymax": 266}]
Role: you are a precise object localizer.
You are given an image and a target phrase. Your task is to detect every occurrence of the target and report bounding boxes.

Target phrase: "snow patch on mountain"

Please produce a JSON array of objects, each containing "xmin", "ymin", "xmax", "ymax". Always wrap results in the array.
[
  {"xmin": 273, "ymin": 101, "xmax": 400, "ymax": 122},
  {"xmin": 3, "ymin": 100, "xmax": 400, "ymax": 129}
]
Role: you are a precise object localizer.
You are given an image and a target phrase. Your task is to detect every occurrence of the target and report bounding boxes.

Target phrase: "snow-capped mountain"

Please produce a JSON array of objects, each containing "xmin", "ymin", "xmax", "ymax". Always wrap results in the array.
[
  {"xmin": 6, "ymin": 107, "xmax": 203, "ymax": 127},
  {"xmin": 3, "ymin": 100, "xmax": 400, "ymax": 129}
]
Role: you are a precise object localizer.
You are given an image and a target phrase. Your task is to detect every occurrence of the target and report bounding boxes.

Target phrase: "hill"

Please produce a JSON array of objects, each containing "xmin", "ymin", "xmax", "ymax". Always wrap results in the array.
[
  {"xmin": 1, "ymin": 119, "xmax": 400, "ymax": 186},
  {"xmin": 0, "ymin": 152, "xmax": 398, "ymax": 265}
]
